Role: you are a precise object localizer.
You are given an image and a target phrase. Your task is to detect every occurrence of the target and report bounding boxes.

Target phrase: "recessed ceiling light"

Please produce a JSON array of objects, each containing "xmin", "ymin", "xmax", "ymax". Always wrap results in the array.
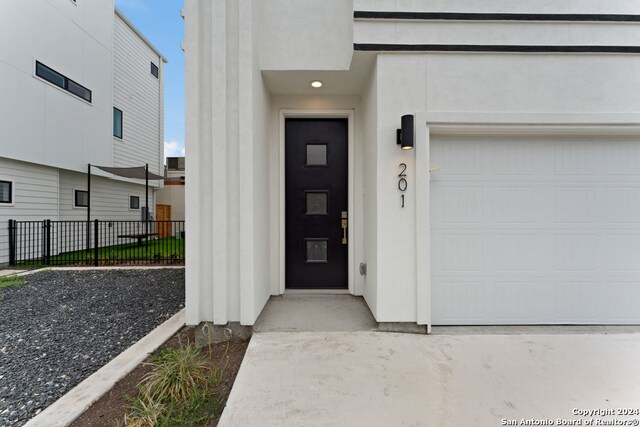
[{"xmin": 311, "ymin": 80, "xmax": 323, "ymax": 88}]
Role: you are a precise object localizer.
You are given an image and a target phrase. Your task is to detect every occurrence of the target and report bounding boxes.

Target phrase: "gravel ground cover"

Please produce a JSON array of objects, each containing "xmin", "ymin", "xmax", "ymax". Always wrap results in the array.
[{"xmin": 0, "ymin": 269, "xmax": 185, "ymax": 427}]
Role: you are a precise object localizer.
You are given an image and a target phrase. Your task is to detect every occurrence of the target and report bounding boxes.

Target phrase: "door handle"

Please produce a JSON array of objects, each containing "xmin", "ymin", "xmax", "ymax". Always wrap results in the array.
[{"xmin": 341, "ymin": 211, "xmax": 348, "ymax": 245}]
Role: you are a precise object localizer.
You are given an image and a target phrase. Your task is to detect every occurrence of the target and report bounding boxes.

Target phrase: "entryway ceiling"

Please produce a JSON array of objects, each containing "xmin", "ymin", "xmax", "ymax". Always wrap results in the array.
[{"xmin": 261, "ymin": 52, "xmax": 375, "ymax": 95}]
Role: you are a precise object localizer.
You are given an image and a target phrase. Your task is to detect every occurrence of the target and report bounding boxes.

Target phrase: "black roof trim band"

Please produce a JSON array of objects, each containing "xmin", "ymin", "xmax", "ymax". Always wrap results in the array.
[
  {"xmin": 354, "ymin": 11, "xmax": 640, "ymax": 23},
  {"xmin": 354, "ymin": 44, "xmax": 640, "ymax": 54}
]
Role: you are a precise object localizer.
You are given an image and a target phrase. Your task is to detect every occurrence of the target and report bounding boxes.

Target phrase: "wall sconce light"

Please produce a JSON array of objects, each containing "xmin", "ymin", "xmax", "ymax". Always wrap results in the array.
[{"xmin": 396, "ymin": 114, "xmax": 414, "ymax": 150}]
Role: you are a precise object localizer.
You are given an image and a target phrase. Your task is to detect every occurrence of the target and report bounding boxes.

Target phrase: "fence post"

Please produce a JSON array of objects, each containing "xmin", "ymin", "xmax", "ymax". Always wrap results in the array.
[
  {"xmin": 93, "ymin": 219, "xmax": 99, "ymax": 267},
  {"xmin": 8, "ymin": 220, "xmax": 16, "ymax": 266},
  {"xmin": 44, "ymin": 219, "xmax": 51, "ymax": 266}
]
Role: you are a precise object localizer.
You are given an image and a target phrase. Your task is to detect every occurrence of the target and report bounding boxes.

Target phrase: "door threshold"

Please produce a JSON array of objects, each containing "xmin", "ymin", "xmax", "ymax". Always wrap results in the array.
[{"xmin": 285, "ymin": 289, "xmax": 350, "ymax": 296}]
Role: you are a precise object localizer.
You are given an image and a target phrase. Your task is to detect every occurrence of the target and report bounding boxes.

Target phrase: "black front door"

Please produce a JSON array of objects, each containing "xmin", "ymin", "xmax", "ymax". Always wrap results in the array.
[{"xmin": 285, "ymin": 119, "xmax": 348, "ymax": 289}]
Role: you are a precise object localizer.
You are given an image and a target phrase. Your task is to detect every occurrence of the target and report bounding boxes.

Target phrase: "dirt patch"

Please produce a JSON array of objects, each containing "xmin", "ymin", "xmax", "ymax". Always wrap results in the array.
[{"xmin": 70, "ymin": 327, "xmax": 249, "ymax": 427}]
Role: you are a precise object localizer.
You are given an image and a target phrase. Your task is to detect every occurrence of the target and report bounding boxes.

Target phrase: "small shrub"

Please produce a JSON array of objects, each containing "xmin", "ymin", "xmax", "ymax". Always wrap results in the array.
[
  {"xmin": 123, "ymin": 396, "xmax": 165, "ymax": 427},
  {"xmin": 140, "ymin": 345, "xmax": 209, "ymax": 402},
  {"xmin": 123, "ymin": 341, "xmax": 229, "ymax": 426}
]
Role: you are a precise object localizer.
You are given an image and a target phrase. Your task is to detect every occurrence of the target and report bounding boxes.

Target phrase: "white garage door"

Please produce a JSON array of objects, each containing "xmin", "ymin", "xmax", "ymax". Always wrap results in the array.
[{"xmin": 431, "ymin": 135, "xmax": 640, "ymax": 325}]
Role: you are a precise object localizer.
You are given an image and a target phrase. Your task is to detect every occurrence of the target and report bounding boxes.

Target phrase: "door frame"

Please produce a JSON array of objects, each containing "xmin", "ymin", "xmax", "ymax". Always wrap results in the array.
[{"xmin": 279, "ymin": 109, "xmax": 355, "ymax": 294}]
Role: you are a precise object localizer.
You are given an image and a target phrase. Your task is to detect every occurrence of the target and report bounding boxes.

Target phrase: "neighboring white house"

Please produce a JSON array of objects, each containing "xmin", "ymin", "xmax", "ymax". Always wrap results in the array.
[
  {"xmin": 0, "ymin": 1, "xmax": 166, "ymax": 264},
  {"xmin": 184, "ymin": 0, "xmax": 640, "ymax": 330}
]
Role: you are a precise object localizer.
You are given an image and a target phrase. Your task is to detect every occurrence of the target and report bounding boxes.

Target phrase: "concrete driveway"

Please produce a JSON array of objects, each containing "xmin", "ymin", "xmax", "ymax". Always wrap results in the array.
[{"xmin": 219, "ymin": 331, "xmax": 640, "ymax": 427}]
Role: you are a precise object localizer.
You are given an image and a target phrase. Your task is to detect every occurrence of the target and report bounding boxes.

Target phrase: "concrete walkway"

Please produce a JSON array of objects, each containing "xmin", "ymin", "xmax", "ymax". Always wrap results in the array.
[
  {"xmin": 0, "ymin": 269, "xmax": 25, "ymax": 277},
  {"xmin": 254, "ymin": 295, "xmax": 377, "ymax": 333},
  {"xmin": 220, "ymin": 331, "xmax": 640, "ymax": 426}
]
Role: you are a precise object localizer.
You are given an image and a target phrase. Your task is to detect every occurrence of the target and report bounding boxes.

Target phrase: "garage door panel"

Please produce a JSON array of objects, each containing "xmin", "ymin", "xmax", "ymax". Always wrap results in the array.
[
  {"xmin": 433, "ymin": 279, "xmax": 541, "ymax": 324},
  {"xmin": 555, "ymin": 186, "xmax": 599, "ymax": 223},
  {"xmin": 555, "ymin": 234, "xmax": 598, "ymax": 272},
  {"xmin": 491, "ymin": 141, "xmax": 534, "ymax": 175},
  {"xmin": 432, "ymin": 281, "xmax": 489, "ymax": 323},
  {"xmin": 492, "ymin": 186, "xmax": 535, "ymax": 223},
  {"xmin": 440, "ymin": 186, "xmax": 484, "ymax": 223},
  {"xmin": 554, "ymin": 141, "xmax": 598, "ymax": 176},
  {"xmin": 433, "ymin": 139, "xmax": 486, "ymax": 176},
  {"xmin": 431, "ymin": 136, "xmax": 640, "ymax": 325},
  {"xmin": 603, "ymin": 140, "xmax": 640, "ymax": 176},
  {"xmin": 606, "ymin": 187, "xmax": 640, "ymax": 222},
  {"xmin": 492, "ymin": 235, "xmax": 535, "ymax": 272},
  {"xmin": 554, "ymin": 282, "xmax": 603, "ymax": 323},
  {"xmin": 604, "ymin": 235, "xmax": 640, "ymax": 271},
  {"xmin": 605, "ymin": 283, "xmax": 640, "ymax": 321},
  {"xmin": 432, "ymin": 278, "xmax": 616, "ymax": 324},
  {"xmin": 437, "ymin": 234, "xmax": 485, "ymax": 272},
  {"xmin": 492, "ymin": 282, "xmax": 537, "ymax": 321}
]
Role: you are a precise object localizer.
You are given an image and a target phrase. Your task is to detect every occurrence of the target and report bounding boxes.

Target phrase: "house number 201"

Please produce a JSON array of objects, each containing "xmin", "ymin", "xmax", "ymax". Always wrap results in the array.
[{"xmin": 398, "ymin": 163, "xmax": 408, "ymax": 208}]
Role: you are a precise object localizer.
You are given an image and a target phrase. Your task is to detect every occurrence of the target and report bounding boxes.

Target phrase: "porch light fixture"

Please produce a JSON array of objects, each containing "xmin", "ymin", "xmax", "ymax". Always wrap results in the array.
[
  {"xmin": 396, "ymin": 114, "xmax": 414, "ymax": 150},
  {"xmin": 311, "ymin": 80, "xmax": 323, "ymax": 88}
]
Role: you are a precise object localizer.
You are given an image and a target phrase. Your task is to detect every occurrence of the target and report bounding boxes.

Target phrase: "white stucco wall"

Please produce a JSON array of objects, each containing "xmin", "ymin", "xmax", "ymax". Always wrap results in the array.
[
  {"xmin": 361, "ymin": 63, "xmax": 378, "ymax": 318},
  {"xmin": 424, "ymin": 54, "xmax": 640, "ymax": 116},
  {"xmin": 184, "ymin": 0, "xmax": 273, "ymax": 326},
  {"xmin": 260, "ymin": 0, "xmax": 353, "ymax": 71},
  {"xmin": 373, "ymin": 56, "xmax": 424, "ymax": 321},
  {"xmin": 370, "ymin": 49, "xmax": 640, "ymax": 322},
  {"xmin": 184, "ymin": 0, "xmax": 212, "ymax": 324},
  {"xmin": 250, "ymin": 0, "xmax": 273, "ymax": 324}
]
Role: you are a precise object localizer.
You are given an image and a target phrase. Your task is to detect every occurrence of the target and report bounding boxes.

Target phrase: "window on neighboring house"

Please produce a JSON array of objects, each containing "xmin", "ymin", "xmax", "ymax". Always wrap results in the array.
[
  {"xmin": 74, "ymin": 190, "xmax": 88, "ymax": 207},
  {"xmin": 167, "ymin": 157, "xmax": 185, "ymax": 171},
  {"xmin": 130, "ymin": 196, "xmax": 140, "ymax": 209},
  {"xmin": 36, "ymin": 61, "xmax": 92, "ymax": 103},
  {"xmin": 0, "ymin": 181, "xmax": 12, "ymax": 204},
  {"xmin": 151, "ymin": 62, "xmax": 159, "ymax": 78},
  {"xmin": 113, "ymin": 107, "xmax": 123, "ymax": 139}
]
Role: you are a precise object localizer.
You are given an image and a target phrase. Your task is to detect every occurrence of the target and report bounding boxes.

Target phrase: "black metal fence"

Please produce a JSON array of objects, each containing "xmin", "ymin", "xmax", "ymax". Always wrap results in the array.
[{"xmin": 8, "ymin": 219, "xmax": 185, "ymax": 266}]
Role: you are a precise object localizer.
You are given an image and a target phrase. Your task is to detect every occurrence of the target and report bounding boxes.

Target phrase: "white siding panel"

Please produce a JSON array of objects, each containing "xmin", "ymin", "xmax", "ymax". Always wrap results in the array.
[
  {"xmin": 58, "ymin": 170, "xmax": 153, "ymax": 221},
  {"xmin": 113, "ymin": 14, "xmax": 163, "ymax": 176},
  {"xmin": 431, "ymin": 136, "xmax": 640, "ymax": 325},
  {"xmin": 0, "ymin": 158, "xmax": 59, "ymax": 264}
]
